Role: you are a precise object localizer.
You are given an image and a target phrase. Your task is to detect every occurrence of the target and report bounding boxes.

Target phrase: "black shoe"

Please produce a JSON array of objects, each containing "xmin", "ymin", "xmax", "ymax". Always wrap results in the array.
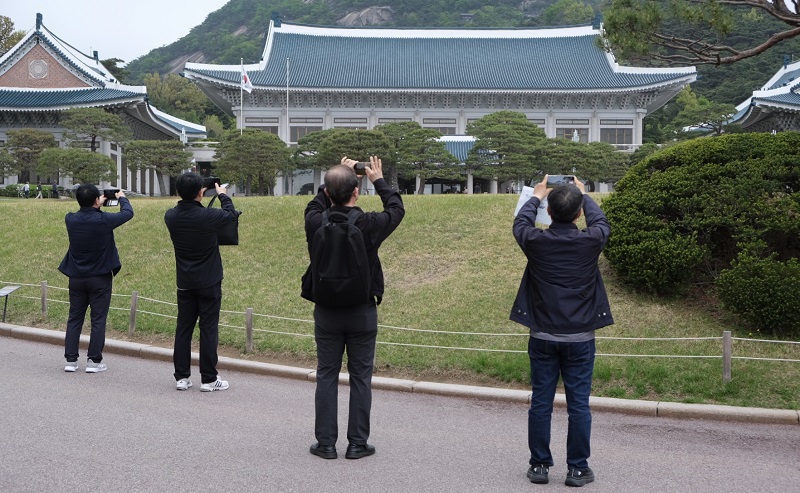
[
  {"xmin": 345, "ymin": 443, "xmax": 375, "ymax": 459},
  {"xmin": 565, "ymin": 467, "xmax": 595, "ymax": 487},
  {"xmin": 527, "ymin": 464, "xmax": 549, "ymax": 484},
  {"xmin": 309, "ymin": 443, "xmax": 337, "ymax": 459}
]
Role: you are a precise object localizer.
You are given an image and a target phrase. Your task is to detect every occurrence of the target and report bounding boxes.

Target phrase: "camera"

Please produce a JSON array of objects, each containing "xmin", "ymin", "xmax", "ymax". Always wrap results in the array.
[
  {"xmin": 203, "ymin": 177, "xmax": 221, "ymax": 196},
  {"xmin": 354, "ymin": 162, "xmax": 371, "ymax": 175},
  {"xmin": 546, "ymin": 175, "xmax": 575, "ymax": 188},
  {"xmin": 103, "ymin": 189, "xmax": 120, "ymax": 207}
]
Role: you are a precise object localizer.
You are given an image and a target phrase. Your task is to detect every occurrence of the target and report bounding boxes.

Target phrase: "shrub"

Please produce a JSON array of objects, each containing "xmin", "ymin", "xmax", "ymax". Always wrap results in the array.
[
  {"xmin": 717, "ymin": 254, "xmax": 800, "ymax": 337},
  {"xmin": 603, "ymin": 132, "xmax": 800, "ymax": 297}
]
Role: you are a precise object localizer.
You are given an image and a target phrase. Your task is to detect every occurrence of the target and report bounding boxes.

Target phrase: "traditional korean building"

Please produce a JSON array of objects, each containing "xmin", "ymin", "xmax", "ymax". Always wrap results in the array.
[
  {"xmin": 0, "ymin": 13, "xmax": 205, "ymax": 196},
  {"xmin": 731, "ymin": 59, "xmax": 800, "ymax": 133},
  {"xmin": 183, "ymin": 19, "xmax": 696, "ymax": 194}
]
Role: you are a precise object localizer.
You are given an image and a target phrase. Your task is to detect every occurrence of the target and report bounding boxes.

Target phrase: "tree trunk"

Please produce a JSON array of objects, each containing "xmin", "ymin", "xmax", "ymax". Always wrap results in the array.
[{"xmin": 416, "ymin": 176, "xmax": 427, "ymax": 195}]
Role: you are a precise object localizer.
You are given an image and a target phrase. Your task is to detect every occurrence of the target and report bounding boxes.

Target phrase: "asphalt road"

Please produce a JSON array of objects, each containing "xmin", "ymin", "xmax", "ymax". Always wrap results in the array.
[{"xmin": 1, "ymin": 336, "xmax": 798, "ymax": 493}]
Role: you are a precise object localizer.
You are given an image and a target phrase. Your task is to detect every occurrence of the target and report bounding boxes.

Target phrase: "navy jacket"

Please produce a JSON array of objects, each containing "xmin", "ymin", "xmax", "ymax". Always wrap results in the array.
[
  {"xmin": 510, "ymin": 194, "xmax": 614, "ymax": 334},
  {"xmin": 58, "ymin": 197, "xmax": 134, "ymax": 278},
  {"xmin": 302, "ymin": 178, "xmax": 405, "ymax": 304},
  {"xmin": 164, "ymin": 194, "xmax": 238, "ymax": 290}
]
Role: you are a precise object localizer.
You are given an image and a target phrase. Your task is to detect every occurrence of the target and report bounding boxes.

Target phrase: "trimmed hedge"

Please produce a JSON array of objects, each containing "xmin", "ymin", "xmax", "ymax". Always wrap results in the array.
[{"xmin": 602, "ymin": 133, "xmax": 800, "ymax": 334}]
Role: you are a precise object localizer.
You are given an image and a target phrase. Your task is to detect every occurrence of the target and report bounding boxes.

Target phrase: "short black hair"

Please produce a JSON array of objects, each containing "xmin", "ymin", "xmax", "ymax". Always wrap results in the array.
[
  {"xmin": 548, "ymin": 185, "xmax": 583, "ymax": 223},
  {"xmin": 176, "ymin": 172, "xmax": 203, "ymax": 200},
  {"xmin": 76, "ymin": 184, "xmax": 100, "ymax": 207},
  {"xmin": 324, "ymin": 165, "xmax": 358, "ymax": 205}
]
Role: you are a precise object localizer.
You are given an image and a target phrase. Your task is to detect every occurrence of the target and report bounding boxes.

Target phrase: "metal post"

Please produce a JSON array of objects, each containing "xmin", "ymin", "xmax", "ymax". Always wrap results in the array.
[
  {"xmin": 40, "ymin": 281, "xmax": 47, "ymax": 320},
  {"xmin": 722, "ymin": 330, "xmax": 732, "ymax": 383},
  {"xmin": 245, "ymin": 308, "xmax": 253, "ymax": 353},
  {"xmin": 129, "ymin": 291, "xmax": 138, "ymax": 336}
]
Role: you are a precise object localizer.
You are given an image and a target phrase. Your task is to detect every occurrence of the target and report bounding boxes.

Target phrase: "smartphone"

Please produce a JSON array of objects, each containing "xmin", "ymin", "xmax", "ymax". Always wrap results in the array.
[
  {"xmin": 546, "ymin": 175, "xmax": 575, "ymax": 188},
  {"xmin": 354, "ymin": 162, "xmax": 370, "ymax": 175}
]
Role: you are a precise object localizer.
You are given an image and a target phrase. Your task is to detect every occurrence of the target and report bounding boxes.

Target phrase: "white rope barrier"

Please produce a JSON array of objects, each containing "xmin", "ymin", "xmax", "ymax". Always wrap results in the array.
[{"xmin": 732, "ymin": 337, "xmax": 800, "ymax": 345}]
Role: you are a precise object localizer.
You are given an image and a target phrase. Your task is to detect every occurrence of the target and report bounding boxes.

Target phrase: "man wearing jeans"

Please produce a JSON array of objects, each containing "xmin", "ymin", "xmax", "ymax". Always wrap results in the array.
[
  {"xmin": 59, "ymin": 184, "xmax": 132, "ymax": 373},
  {"xmin": 510, "ymin": 175, "xmax": 613, "ymax": 487}
]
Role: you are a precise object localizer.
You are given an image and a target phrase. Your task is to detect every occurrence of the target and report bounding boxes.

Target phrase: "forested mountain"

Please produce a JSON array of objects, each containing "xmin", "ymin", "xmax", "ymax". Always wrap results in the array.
[{"xmin": 124, "ymin": 0, "xmax": 604, "ymax": 83}]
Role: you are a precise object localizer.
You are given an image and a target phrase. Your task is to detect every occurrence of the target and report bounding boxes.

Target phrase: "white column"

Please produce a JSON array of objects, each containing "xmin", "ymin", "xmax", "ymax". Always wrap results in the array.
[
  {"xmin": 415, "ymin": 174, "xmax": 422, "ymax": 194},
  {"xmin": 274, "ymin": 172, "xmax": 284, "ymax": 196},
  {"xmin": 467, "ymin": 170, "xmax": 473, "ymax": 195},
  {"xmin": 489, "ymin": 178, "xmax": 498, "ymax": 194}
]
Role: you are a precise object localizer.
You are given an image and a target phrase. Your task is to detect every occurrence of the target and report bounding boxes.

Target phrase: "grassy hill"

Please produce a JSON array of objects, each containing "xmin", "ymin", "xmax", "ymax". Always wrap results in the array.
[{"xmin": 1, "ymin": 194, "xmax": 797, "ymax": 409}]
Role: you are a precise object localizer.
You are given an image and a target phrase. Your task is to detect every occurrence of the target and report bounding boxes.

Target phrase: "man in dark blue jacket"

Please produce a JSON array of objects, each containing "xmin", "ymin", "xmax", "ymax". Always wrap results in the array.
[
  {"xmin": 511, "ymin": 175, "xmax": 613, "ymax": 487},
  {"xmin": 302, "ymin": 156, "xmax": 404, "ymax": 460},
  {"xmin": 59, "ymin": 184, "xmax": 133, "ymax": 373},
  {"xmin": 164, "ymin": 172, "xmax": 238, "ymax": 392}
]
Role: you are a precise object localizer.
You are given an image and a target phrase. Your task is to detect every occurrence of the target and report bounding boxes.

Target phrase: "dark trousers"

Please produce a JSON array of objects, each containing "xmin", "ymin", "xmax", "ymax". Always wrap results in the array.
[
  {"xmin": 528, "ymin": 337, "xmax": 595, "ymax": 469},
  {"xmin": 173, "ymin": 282, "xmax": 222, "ymax": 384},
  {"xmin": 64, "ymin": 274, "xmax": 113, "ymax": 363},
  {"xmin": 314, "ymin": 302, "xmax": 378, "ymax": 447}
]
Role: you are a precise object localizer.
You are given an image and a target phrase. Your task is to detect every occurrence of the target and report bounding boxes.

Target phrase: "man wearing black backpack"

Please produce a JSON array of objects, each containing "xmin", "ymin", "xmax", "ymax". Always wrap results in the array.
[{"xmin": 302, "ymin": 155, "xmax": 405, "ymax": 460}]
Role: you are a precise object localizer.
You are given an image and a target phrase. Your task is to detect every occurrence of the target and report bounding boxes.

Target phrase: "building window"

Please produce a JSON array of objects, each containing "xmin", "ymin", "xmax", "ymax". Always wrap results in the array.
[
  {"xmin": 334, "ymin": 118, "xmax": 368, "ymax": 124},
  {"xmin": 425, "ymin": 127, "xmax": 456, "ymax": 135},
  {"xmin": 333, "ymin": 126, "xmax": 368, "ymax": 130},
  {"xmin": 556, "ymin": 119, "xmax": 590, "ymax": 125},
  {"xmin": 378, "ymin": 118, "xmax": 412, "ymax": 123},
  {"xmin": 291, "ymin": 126, "xmax": 323, "ymax": 142},
  {"xmin": 528, "ymin": 119, "xmax": 545, "ymax": 125},
  {"xmin": 556, "ymin": 128, "xmax": 588, "ymax": 142},
  {"xmin": 254, "ymin": 126, "xmax": 279, "ymax": 134},
  {"xmin": 600, "ymin": 119, "xmax": 633, "ymax": 125},
  {"xmin": 422, "ymin": 118, "xmax": 457, "ymax": 125},
  {"xmin": 290, "ymin": 118, "xmax": 323, "ymax": 124},
  {"xmin": 245, "ymin": 117, "xmax": 279, "ymax": 123},
  {"xmin": 600, "ymin": 128, "xmax": 633, "ymax": 145}
]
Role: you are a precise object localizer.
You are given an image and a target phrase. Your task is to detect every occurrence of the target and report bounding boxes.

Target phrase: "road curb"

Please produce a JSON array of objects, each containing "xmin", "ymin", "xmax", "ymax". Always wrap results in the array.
[{"xmin": 3, "ymin": 323, "xmax": 798, "ymax": 426}]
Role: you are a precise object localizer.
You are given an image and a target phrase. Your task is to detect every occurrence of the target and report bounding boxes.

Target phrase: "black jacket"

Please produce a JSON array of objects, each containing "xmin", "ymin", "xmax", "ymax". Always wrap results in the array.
[
  {"xmin": 58, "ymin": 197, "xmax": 134, "ymax": 278},
  {"xmin": 302, "ymin": 178, "xmax": 405, "ymax": 304},
  {"xmin": 510, "ymin": 194, "xmax": 614, "ymax": 334},
  {"xmin": 164, "ymin": 194, "xmax": 238, "ymax": 290}
]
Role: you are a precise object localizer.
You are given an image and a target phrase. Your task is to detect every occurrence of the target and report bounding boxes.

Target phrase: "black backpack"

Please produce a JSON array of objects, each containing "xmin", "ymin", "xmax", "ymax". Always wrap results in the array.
[{"xmin": 310, "ymin": 209, "xmax": 371, "ymax": 307}]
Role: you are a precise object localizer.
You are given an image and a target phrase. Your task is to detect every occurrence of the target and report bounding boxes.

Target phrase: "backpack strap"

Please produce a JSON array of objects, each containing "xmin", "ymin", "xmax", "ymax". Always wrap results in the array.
[{"xmin": 208, "ymin": 194, "xmax": 218, "ymax": 207}]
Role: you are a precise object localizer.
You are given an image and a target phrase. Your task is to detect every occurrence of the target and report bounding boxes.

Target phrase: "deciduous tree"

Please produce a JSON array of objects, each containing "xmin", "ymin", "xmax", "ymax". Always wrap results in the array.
[{"xmin": 0, "ymin": 16, "xmax": 25, "ymax": 57}]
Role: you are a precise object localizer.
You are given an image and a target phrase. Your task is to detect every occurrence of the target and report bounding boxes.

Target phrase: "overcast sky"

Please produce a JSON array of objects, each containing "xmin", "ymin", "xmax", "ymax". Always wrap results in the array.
[{"xmin": 3, "ymin": 0, "xmax": 230, "ymax": 65}]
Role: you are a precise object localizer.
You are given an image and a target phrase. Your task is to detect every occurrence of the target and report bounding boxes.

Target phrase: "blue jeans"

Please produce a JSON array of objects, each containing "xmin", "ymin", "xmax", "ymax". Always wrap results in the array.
[{"xmin": 528, "ymin": 337, "xmax": 595, "ymax": 469}]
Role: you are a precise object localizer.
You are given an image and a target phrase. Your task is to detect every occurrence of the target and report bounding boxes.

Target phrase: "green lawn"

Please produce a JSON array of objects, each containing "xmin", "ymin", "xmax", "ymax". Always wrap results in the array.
[{"xmin": 1, "ymin": 194, "xmax": 797, "ymax": 409}]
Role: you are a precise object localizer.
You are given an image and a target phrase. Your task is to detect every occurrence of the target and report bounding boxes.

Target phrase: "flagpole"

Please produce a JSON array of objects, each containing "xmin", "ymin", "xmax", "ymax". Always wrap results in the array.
[
  {"xmin": 286, "ymin": 57, "xmax": 290, "ymax": 143},
  {"xmin": 240, "ymin": 58, "xmax": 244, "ymax": 135}
]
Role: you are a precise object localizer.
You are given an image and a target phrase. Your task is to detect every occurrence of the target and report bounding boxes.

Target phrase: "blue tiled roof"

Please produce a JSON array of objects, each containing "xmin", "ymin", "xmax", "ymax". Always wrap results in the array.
[
  {"xmin": 440, "ymin": 138, "xmax": 475, "ymax": 162},
  {"xmin": 188, "ymin": 24, "xmax": 695, "ymax": 91},
  {"xmin": 754, "ymin": 92, "xmax": 800, "ymax": 106},
  {"xmin": 0, "ymin": 88, "xmax": 144, "ymax": 109},
  {"xmin": 766, "ymin": 68, "xmax": 800, "ymax": 90}
]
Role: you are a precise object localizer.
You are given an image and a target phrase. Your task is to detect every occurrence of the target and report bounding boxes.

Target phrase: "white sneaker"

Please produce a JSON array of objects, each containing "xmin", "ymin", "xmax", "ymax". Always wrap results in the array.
[
  {"xmin": 200, "ymin": 378, "xmax": 229, "ymax": 392},
  {"xmin": 65, "ymin": 361, "xmax": 78, "ymax": 372},
  {"xmin": 85, "ymin": 360, "xmax": 107, "ymax": 373},
  {"xmin": 176, "ymin": 378, "xmax": 193, "ymax": 391}
]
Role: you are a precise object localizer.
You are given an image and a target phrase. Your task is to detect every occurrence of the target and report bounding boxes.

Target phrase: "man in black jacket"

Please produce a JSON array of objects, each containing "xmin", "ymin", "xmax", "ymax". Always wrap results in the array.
[
  {"xmin": 303, "ymin": 156, "xmax": 405, "ymax": 460},
  {"xmin": 511, "ymin": 175, "xmax": 613, "ymax": 487},
  {"xmin": 59, "ymin": 184, "xmax": 133, "ymax": 373},
  {"xmin": 164, "ymin": 172, "xmax": 238, "ymax": 392}
]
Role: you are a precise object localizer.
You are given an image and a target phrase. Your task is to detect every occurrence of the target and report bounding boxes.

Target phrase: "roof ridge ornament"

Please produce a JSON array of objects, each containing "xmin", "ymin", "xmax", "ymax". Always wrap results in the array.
[{"xmin": 36, "ymin": 13, "xmax": 42, "ymax": 31}]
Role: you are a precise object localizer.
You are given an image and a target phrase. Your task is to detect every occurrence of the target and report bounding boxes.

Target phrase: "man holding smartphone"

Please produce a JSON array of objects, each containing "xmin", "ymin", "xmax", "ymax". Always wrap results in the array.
[
  {"xmin": 164, "ymin": 172, "xmax": 238, "ymax": 392},
  {"xmin": 511, "ymin": 175, "xmax": 613, "ymax": 487},
  {"xmin": 59, "ymin": 184, "xmax": 132, "ymax": 373}
]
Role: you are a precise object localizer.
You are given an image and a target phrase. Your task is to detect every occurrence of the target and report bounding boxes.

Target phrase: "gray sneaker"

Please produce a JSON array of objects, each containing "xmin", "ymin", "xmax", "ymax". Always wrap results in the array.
[
  {"xmin": 85, "ymin": 360, "xmax": 107, "ymax": 373},
  {"xmin": 565, "ymin": 467, "xmax": 595, "ymax": 487},
  {"xmin": 64, "ymin": 360, "xmax": 79, "ymax": 372}
]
